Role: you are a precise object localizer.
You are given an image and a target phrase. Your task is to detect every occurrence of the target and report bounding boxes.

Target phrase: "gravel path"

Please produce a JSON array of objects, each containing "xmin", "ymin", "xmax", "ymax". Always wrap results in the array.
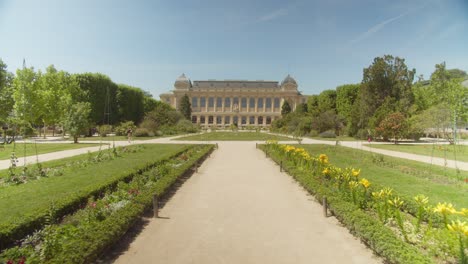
[{"xmin": 111, "ymin": 142, "xmax": 380, "ymax": 264}]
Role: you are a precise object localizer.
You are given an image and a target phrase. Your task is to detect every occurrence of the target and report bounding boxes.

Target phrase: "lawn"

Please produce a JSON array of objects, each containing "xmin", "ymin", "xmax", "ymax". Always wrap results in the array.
[
  {"xmin": 0, "ymin": 144, "xmax": 188, "ymax": 227},
  {"xmin": 364, "ymin": 143, "xmax": 468, "ymax": 162},
  {"xmin": 175, "ymin": 132, "xmax": 293, "ymax": 141},
  {"xmin": 308, "ymin": 135, "xmax": 356, "ymax": 141},
  {"xmin": 77, "ymin": 136, "xmax": 160, "ymax": 141},
  {"xmin": 301, "ymin": 144, "xmax": 468, "ymax": 208},
  {"xmin": 0, "ymin": 143, "xmax": 102, "ymax": 160}
]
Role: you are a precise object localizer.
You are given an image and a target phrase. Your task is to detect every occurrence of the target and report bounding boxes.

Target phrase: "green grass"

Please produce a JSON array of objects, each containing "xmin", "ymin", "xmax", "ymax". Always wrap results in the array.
[
  {"xmin": 301, "ymin": 144, "xmax": 468, "ymax": 208},
  {"xmin": 364, "ymin": 143, "xmax": 468, "ymax": 162},
  {"xmin": 0, "ymin": 143, "xmax": 102, "ymax": 160},
  {"xmin": 175, "ymin": 132, "xmax": 293, "ymax": 141},
  {"xmin": 308, "ymin": 135, "xmax": 356, "ymax": 141},
  {"xmin": 78, "ymin": 136, "xmax": 160, "ymax": 141},
  {"xmin": 0, "ymin": 144, "xmax": 187, "ymax": 227}
]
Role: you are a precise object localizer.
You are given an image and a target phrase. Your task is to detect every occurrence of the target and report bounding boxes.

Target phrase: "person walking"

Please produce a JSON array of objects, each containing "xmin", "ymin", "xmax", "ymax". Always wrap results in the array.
[{"xmin": 127, "ymin": 128, "xmax": 133, "ymax": 143}]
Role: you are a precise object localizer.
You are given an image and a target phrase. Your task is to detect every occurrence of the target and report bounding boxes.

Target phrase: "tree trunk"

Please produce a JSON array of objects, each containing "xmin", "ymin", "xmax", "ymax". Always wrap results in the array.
[
  {"xmin": 43, "ymin": 122, "xmax": 47, "ymax": 139},
  {"xmin": 74, "ymin": 136, "xmax": 78, "ymax": 143}
]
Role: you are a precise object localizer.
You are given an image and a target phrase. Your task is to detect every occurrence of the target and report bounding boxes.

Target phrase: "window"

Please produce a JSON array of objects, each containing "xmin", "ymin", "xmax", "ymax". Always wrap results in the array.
[
  {"xmin": 258, "ymin": 116, "xmax": 263, "ymax": 125},
  {"xmin": 225, "ymin": 116, "xmax": 230, "ymax": 124},
  {"xmin": 265, "ymin": 98, "xmax": 272, "ymax": 108},
  {"xmin": 249, "ymin": 98, "xmax": 255, "ymax": 108},
  {"xmin": 241, "ymin": 97, "xmax": 247, "ymax": 108},
  {"xmin": 191, "ymin": 116, "xmax": 197, "ymax": 123},
  {"xmin": 216, "ymin": 116, "xmax": 222, "ymax": 124},
  {"xmin": 274, "ymin": 98, "xmax": 280, "ymax": 108},
  {"xmin": 208, "ymin": 116, "xmax": 214, "ymax": 124},
  {"xmin": 233, "ymin": 97, "xmax": 239, "ymax": 105},
  {"xmin": 258, "ymin": 98, "xmax": 264, "ymax": 108},
  {"xmin": 266, "ymin": 116, "xmax": 272, "ymax": 124},
  {"xmin": 191, "ymin": 97, "xmax": 198, "ymax": 107},
  {"xmin": 200, "ymin": 116, "xmax": 205, "ymax": 123},
  {"xmin": 241, "ymin": 116, "xmax": 247, "ymax": 124},
  {"xmin": 200, "ymin": 97, "xmax": 206, "ymax": 107},
  {"xmin": 225, "ymin": 97, "xmax": 231, "ymax": 107},
  {"xmin": 233, "ymin": 116, "xmax": 238, "ymax": 125},
  {"xmin": 249, "ymin": 116, "xmax": 255, "ymax": 124},
  {"xmin": 208, "ymin": 97, "xmax": 214, "ymax": 107},
  {"xmin": 217, "ymin": 97, "xmax": 222, "ymax": 107}
]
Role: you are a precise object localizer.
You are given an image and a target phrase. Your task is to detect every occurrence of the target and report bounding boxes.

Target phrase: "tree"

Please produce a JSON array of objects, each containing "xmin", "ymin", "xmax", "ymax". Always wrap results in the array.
[
  {"xmin": 116, "ymin": 84, "xmax": 145, "ymax": 124},
  {"xmin": 12, "ymin": 65, "xmax": 44, "ymax": 132},
  {"xmin": 75, "ymin": 73, "xmax": 118, "ymax": 125},
  {"xmin": 179, "ymin": 94, "xmax": 191, "ymax": 120},
  {"xmin": 294, "ymin": 103, "xmax": 308, "ymax": 114},
  {"xmin": 63, "ymin": 102, "xmax": 91, "ymax": 143},
  {"xmin": 430, "ymin": 62, "xmax": 468, "ymax": 143},
  {"xmin": 307, "ymin": 95, "xmax": 319, "ymax": 117},
  {"xmin": 375, "ymin": 112, "xmax": 407, "ymax": 143},
  {"xmin": 359, "ymin": 55, "xmax": 415, "ymax": 130},
  {"xmin": 336, "ymin": 84, "xmax": 359, "ymax": 132},
  {"xmin": 281, "ymin": 100, "xmax": 291, "ymax": 116},
  {"xmin": 39, "ymin": 65, "xmax": 75, "ymax": 136},
  {"xmin": 0, "ymin": 59, "xmax": 14, "ymax": 125},
  {"xmin": 317, "ymin": 90, "xmax": 337, "ymax": 113}
]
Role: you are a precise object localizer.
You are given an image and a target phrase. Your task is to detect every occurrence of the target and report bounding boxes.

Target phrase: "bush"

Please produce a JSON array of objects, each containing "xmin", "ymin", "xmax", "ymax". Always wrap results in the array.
[
  {"xmin": 319, "ymin": 130, "xmax": 336, "ymax": 138},
  {"xmin": 176, "ymin": 119, "xmax": 198, "ymax": 133},
  {"xmin": 356, "ymin": 129, "xmax": 370, "ymax": 140},
  {"xmin": 307, "ymin": 130, "xmax": 319, "ymax": 137},
  {"xmin": 134, "ymin": 128, "xmax": 152, "ymax": 137},
  {"xmin": 97, "ymin": 125, "xmax": 113, "ymax": 137},
  {"xmin": 114, "ymin": 121, "xmax": 136, "ymax": 136},
  {"xmin": 139, "ymin": 119, "xmax": 158, "ymax": 134}
]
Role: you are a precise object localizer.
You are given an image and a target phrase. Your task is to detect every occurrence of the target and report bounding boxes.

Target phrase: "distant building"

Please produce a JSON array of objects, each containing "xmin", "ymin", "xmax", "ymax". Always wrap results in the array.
[{"xmin": 160, "ymin": 74, "xmax": 307, "ymax": 127}]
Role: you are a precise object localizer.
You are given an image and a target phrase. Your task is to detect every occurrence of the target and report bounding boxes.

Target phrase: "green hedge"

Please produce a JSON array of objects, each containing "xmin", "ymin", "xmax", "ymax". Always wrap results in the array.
[
  {"xmin": 0, "ymin": 145, "xmax": 193, "ymax": 251},
  {"xmin": 47, "ymin": 145, "xmax": 214, "ymax": 263},
  {"xmin": 261, "ymin": 145, "xmax": 434, "ymax": 264}
]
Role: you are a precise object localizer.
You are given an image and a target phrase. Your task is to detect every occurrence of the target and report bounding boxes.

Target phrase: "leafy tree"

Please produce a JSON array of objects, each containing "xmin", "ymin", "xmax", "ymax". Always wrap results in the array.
[
  {"xmin": 281, "ymin": 100, "xmax": 291, "ymax": 116},
  {"xmin": 294, "ymin": 103, "xmax": 308, "ymax": 114},
  {"xmin": 447, "ymin": 68, "xmax": 468, "ymax": 80},
  {"xmin": 317, "ymin": 90, "xmax": 337, "ymax": 113},
  {"xmin": 179, "ymin": 94, "xmax": 191, "ymax": 120},
  {"xmin": 336, "ymin": 84, "xmax": 359, "ymax": 132},
  {"xmin": 307, "ymin": 95, "xmax": 319, "ymax": 117},
  {"xmin": 143, "ymin": 96, "xmax": 158, "ymax": 113},
  {"xmin": 312, "ymin": 110, "xmax": 344, "ymax": 134},
  {"xmin": 116, "ymin": 84, "xmax": 145, "ymax": 124},
  {"xmin": 0, "ymin": 59, "xmax": 14, "ymax": 125},
  {"xmin": 359, "ymin": 55, "xmax": 415, "ymax": 130},
  {"xmin": 39, "ymin": 65, "xmax": 75, "ymax": 136},
  {"xmin": 375, "ymin": 112, "xmax": 407, "ymax": 143},
  {"xmin": 63, "ymin": 102, "xmax": 91, "ymax": 143},
  {"xmin": 430, "ymin": 62, "xmax": 468, "ymax": 142},
  {"xmin": 12, "ymin": 65, "xmax": 44, "ymax": 132},
  {"xmin": 75, "ymin": 73, "xmax": 118, "ymax": 125}
]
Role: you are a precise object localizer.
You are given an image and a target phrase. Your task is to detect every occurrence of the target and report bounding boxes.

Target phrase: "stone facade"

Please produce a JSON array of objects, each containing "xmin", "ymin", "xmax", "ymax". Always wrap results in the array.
[{"xmin": 160, "ymin": 74, "xmax": 307, "ymax": 127}]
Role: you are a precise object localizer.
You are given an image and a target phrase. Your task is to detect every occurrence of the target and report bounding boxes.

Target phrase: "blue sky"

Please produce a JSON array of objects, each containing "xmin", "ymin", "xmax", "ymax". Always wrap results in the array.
[{"xmin": 0, "ymin": 0, "xmax": 467, "ymax": 97}]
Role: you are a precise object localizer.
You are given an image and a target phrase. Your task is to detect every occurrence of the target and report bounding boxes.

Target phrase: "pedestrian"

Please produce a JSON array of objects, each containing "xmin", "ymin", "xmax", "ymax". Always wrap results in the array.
[{"xmin": 127, "ymin": 128, "xmax": 133, "ymax": 143}]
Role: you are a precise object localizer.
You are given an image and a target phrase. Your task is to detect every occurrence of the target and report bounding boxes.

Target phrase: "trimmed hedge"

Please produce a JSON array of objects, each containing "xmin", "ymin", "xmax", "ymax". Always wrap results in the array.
[
  {"xmin": 47, "ymin": 144, "xmax": 214, "ymax": 263},
  {"xmin": 0, "ymin": 145, "xmax": 192, "ymax": 251},
  {"xmin": 261, "ymin": 145, "xmax": 434, "ymax": 264}
]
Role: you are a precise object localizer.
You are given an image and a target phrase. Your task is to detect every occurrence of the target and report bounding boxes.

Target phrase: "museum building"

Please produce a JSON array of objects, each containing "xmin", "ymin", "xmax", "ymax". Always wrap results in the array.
[{"xmin": 160, "ymin": 74, "xmax": 307, "ymax": 127}]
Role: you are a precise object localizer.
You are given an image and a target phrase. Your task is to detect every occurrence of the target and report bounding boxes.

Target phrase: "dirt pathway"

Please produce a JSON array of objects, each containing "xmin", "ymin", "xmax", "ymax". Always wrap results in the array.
[{"xmin": 111, "ymin": 142, "xmax": 380, "ymax": 264}]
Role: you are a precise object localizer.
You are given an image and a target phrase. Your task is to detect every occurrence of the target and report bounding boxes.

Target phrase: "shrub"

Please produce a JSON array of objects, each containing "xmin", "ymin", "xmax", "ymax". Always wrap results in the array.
[
  {"xmin": 114, "ymin": 121, "xmax": 136, "ymax": 136},
  {"xmin": 134, "ymin": 128, "xmax": 151, "ymax": 137},
  {"xmin": 319, "ymin": 130, "xmax": 336, "ymax": 138},
  {"xmin": 97, "ymin": 125, "xmax": 113, "ymax": 137}
]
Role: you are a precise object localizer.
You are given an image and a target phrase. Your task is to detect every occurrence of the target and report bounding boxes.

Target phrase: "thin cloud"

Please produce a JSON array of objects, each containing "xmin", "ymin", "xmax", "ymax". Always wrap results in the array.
[
  {"xmin": 258, "ymin": 7, "xmax": 289, "ymax": 22},
  {"xmin": 349, "ymin": 13, "xmax": 407, "ymax": 44}
]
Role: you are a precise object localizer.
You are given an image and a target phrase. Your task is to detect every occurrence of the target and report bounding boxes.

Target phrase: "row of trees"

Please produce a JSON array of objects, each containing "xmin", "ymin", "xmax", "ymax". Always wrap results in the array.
[
  {"xmin": 272, "ymin": 55, "xmax": 467, "ymax": 143},
  {"xmin": 0, "ymin": 59, "xmax": 160, "ymax": 141}
]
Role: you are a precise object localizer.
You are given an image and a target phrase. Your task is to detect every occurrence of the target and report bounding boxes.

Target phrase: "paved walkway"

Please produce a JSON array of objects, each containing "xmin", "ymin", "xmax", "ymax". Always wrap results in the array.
[{"xmin": 112, "ymin": 142, "xmax": 380, "ymax": 264}]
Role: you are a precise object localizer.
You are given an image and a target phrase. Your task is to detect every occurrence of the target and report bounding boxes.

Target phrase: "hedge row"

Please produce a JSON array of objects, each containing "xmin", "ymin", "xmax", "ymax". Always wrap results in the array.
[
  {"xmin": 261, "ymin": 145, "xmax": 434, "ymax": 264},
  {"xmin": 47, "ymin": 144, "xmax": 214, "ymax": 263},
  {"xmin": 0, "ymin": 145, "xmax": 193, "ymax": 251}
]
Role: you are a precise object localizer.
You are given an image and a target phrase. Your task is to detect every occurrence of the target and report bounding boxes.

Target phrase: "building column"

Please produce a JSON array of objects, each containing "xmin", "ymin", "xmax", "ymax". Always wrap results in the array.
[
  {"xmin": 263, "ymin": 97, "xmax": 266, "ymax": 113},
  {"xmin": 246, "ymin": 97, "xmax": 250, "ymax": 112},
  {"xmin": 263, "ymin": 115, "xmax": 267, "ymax": 126},
  {"xmin": 254, "ymin": 97, "xmax": 258, "ymax": 112},
  {"xmin": 214, "ymin": 97, "xmax": 217, "ymax": 112},
  {"xmin": 230, "ymin": 97, "xmax": 233, "ymax": 112},
  {"xmin": 222, "ymin": 97, "xmax": 225, "ymax": 112},
  {"xmin": 270, "ymin": 98, "xmax": 274, "ymax": 112}
]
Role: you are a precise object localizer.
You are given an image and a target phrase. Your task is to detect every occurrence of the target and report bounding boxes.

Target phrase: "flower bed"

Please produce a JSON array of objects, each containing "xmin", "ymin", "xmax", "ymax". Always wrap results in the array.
[
  {"xmin": 0, "ymin": 144, "xmax": 214, "ymax": 263},
  {"xmin": 262, "ymin": 141, "xmax": 467, "ymax": 263},
  {"xmin": 0, "ymin": 144, "xmax": 189, "ymax": 251}
]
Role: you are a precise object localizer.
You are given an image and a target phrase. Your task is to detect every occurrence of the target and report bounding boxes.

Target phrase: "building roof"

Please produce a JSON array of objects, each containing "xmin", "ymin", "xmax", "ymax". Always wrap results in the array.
[
  {"xmin": 192, "ymin": 80, "xmax": 280, "ymax": 89},
  {"xmin": 281, "ymin": 74, "xmax": 297, "ymax": 86}
]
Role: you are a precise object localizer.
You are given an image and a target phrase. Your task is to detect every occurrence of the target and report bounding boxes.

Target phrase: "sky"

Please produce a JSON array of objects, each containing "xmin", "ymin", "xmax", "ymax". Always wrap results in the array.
[{"xmin": 0, "ymin": 0, "xmax": 467, "ymax": 97}]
